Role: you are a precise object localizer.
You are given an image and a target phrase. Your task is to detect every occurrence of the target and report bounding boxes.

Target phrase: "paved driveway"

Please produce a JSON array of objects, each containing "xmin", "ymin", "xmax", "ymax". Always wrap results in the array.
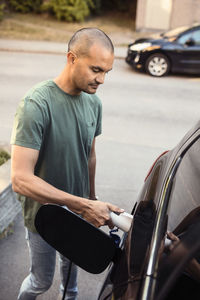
[{"xmin": 0, "ymin": 47, "xmax": 200, "ymax": 299}]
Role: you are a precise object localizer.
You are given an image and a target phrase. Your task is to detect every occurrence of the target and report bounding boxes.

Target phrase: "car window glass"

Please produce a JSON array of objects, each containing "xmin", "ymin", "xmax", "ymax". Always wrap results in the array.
[
  {"xmin": 192, "ymin": 30, "xmax": 200, "ymax": 45},
  {"xmin": 167, "ymin": 138, "xmax": 200, "ymax": 232},
  {"xmin": 178, "ymin": 32, "xmax": 193, "ymax": 44},
  {"xmin": 178, "ymin": 29, "xmax": 200, "ymax": 45},
  {"xmin": 129, "ymin": 163, "xmax": 161, "ymax": 275},
  {"xmin": 155, "ymin": 138, "xmax": 200, "ymax": 300}
]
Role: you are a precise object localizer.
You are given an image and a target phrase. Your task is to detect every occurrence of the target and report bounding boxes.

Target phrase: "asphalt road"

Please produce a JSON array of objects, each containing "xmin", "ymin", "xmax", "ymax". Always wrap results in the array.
[{"xmin": 0, "ymin": 49, "xmax": 200, "ymax": 300}]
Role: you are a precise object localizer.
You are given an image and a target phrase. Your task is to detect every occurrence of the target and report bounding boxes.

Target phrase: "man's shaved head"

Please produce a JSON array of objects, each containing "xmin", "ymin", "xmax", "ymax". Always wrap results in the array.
[{"xmin": 68, "ymin": 27, "xmax": 114, "ymax": 57}]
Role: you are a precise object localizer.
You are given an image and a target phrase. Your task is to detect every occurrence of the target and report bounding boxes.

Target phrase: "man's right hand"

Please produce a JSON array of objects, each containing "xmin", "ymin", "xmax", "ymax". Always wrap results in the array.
[{"xmin": 81, "ymin": 200, "xmax": 124, "ymax": 228}]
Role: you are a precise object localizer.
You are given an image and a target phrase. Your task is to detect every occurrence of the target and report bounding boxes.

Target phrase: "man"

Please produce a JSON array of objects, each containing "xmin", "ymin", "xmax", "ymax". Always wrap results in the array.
[{"xmin": 11, "ymin": 28, "xmax": 123, "ymax": 300}]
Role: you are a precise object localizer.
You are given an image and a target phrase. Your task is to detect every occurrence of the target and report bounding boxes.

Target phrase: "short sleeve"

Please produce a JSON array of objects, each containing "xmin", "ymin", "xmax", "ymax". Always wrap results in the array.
[
  {"xmin": 95, "ymin": 98, "xmax": 102, "ymax": 137},
  {"xmin": 10, "ymin": 97, "xmax": 46, "ymax": 150}
]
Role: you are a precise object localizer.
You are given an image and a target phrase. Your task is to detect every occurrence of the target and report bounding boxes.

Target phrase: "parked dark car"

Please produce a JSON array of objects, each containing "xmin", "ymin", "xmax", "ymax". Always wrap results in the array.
[
  {"xmin": 126, "ymin": 24, "xmax": 200, "ymax": 77},
  {"xmin": 98, "ymin": 121, "xmax": 200, "ymax": 299}
]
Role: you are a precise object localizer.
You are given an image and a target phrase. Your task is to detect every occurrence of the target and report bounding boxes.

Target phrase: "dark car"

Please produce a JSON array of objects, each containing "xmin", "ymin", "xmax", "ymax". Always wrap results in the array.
[
  {"xmin": 97, "ymin": 121, "xmax": 200, "ymax": 299},
  {"xmin": 126, "ymin": 24, "xmax": 200, "ymax": 77},
  {"xmin": 35, "ymin": 122, "xmax": 200, "ymax": 299}
]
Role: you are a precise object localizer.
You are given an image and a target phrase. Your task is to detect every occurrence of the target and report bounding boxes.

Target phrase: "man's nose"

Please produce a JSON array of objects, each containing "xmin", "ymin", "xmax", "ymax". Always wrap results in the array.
[{"xmin": 96, "ymin": 73, "xmax": 105, "ymax": 84}]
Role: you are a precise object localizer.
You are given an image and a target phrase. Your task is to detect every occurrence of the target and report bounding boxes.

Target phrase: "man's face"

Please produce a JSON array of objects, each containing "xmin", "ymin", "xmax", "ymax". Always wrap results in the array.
[{"xmin": 71, "ymin": 43, "xmax": 114, "ymax": 94}]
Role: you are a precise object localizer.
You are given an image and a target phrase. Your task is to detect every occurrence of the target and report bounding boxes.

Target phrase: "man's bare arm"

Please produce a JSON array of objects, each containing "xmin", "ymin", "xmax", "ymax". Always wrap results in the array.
[{"xmin": 11, "ymin": 145, "xmax": 123, "ymax": 227}]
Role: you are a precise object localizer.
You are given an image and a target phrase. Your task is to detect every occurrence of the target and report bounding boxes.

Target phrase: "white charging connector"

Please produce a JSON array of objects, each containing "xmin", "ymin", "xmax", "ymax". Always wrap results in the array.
[{"xmin": 110, "ymin": 212, "xmax": 133, "ymax": 232}]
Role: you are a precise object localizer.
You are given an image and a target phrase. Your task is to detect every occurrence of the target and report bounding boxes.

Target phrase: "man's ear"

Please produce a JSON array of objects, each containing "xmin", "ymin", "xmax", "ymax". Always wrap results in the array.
[{"xmin": 67, "ymin": 51, "xmax": 77, "ymax": 65}]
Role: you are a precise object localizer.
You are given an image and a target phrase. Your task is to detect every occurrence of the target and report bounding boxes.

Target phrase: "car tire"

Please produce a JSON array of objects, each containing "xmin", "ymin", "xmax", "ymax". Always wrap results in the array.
[{"xmin": 145, "ymin": 53, "xmax": 170, "ymax": 77}]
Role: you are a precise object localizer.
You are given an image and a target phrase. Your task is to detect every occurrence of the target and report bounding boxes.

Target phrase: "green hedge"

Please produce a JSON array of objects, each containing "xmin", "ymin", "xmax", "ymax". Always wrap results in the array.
[
  {"xmin": 0, "ymin": 150, "xmax": 10, "ymax": 166},
  {"xmin": 42, "ymin": 0, "xmax": 94, "ymax": 22},
  {"xmin": 3, "ymin": 0, "xmax": 134, "ymax": 22},
  {"xmin": 7, "ymin": 0, "xmax": 43, "ymax": 13},
  {"xmin": 0, "ymin": 4, "xmax": 4, "ymax": 21}
]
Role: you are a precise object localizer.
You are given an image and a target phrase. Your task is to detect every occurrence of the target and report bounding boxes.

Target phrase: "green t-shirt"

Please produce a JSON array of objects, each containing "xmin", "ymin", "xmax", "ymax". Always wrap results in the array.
[{"xmin": 11, "ymin": 80, "xmax": 102, "ymax": 232}]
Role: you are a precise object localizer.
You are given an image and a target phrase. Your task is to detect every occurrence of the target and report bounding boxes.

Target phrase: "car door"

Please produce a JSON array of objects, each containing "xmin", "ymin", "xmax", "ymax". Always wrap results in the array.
[
  {"xmin": 173, "ymin": 28, "xmax": 200, "ymax": 73},
  {"xmin": 155, "ymin": 132, "xmax": 200, "ymax": 300},
  {"xmin": 97, "ymin": 122, "xmax": 200, "ymax": 300}
]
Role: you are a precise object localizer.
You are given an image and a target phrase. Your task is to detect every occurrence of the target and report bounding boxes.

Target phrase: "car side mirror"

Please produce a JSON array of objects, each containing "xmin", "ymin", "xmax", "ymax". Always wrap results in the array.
[{"xmin": 185, "ymin": 38, "xmax": 195, "ymax": 47}]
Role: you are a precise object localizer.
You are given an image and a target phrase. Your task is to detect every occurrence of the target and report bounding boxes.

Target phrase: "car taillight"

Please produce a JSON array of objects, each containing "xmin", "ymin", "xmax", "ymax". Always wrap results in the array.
[{"xmin": 144, "ymin": 151, "xmax": 169, "ymax": 182}]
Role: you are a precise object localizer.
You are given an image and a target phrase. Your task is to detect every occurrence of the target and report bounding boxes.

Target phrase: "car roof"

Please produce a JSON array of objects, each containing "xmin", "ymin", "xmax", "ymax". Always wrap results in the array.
[{"xmin": 163, "ymin": 23, "xmax": 200, "ymax": 38}]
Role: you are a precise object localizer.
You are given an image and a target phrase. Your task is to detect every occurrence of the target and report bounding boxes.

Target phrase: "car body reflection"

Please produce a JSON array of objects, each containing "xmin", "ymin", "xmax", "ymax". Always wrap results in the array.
[{"xmin": 98, "ymin": 121, "xmax": 200, "ymax": 300}]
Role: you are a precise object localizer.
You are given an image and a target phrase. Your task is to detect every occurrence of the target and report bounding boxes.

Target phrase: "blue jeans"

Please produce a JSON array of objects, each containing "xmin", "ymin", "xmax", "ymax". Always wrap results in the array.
[{"xmin": 18, "ymin": 229, "xmax": 78, "ymax": 300}]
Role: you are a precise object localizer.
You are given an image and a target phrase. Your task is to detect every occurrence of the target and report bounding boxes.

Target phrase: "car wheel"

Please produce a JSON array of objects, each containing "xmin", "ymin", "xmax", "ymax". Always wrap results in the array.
[{"xmin": 145, "ymin": 53, "xmax": 170, "ymax": 77}]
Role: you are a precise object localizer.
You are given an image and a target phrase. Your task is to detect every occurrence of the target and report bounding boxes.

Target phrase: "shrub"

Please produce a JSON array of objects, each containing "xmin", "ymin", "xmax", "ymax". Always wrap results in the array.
[
  {"xmin": 7, "ymin": 0, "xmax": 43, "ymax": 13},
  {"xmin": 0, "ymin": 150, "xmax": 10, "ymax": 166},
  {"xmin": 42, "ymin": 0, "xmax": 94, "ymax": 22},
  {"xmin": 0, "ymin": 4, "xmax": 5, "ymax": 21}
]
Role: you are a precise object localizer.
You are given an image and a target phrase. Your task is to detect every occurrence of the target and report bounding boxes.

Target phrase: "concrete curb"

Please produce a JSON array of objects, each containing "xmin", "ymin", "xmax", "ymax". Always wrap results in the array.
[
  {"xmin": 0, "ymin": 48, "xmax": 64, "ymax": 56},
  {"xmin": 0, "ymin": 183, "xmax": 21, "ymax": 233},
  {"xmin": 0, "ymin": 160, "xmax": 11, "ymax": 191},
  {"xmin": 0, "ymin": 39, "xmax": 127, "ymax": 59},
  {"xmin": 0, "ymin": 48, "xmax": 126, "ymax": 59},
  {"xmin": 0, "ymin": 159, "xmax": 21, "ymax": 233}
]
